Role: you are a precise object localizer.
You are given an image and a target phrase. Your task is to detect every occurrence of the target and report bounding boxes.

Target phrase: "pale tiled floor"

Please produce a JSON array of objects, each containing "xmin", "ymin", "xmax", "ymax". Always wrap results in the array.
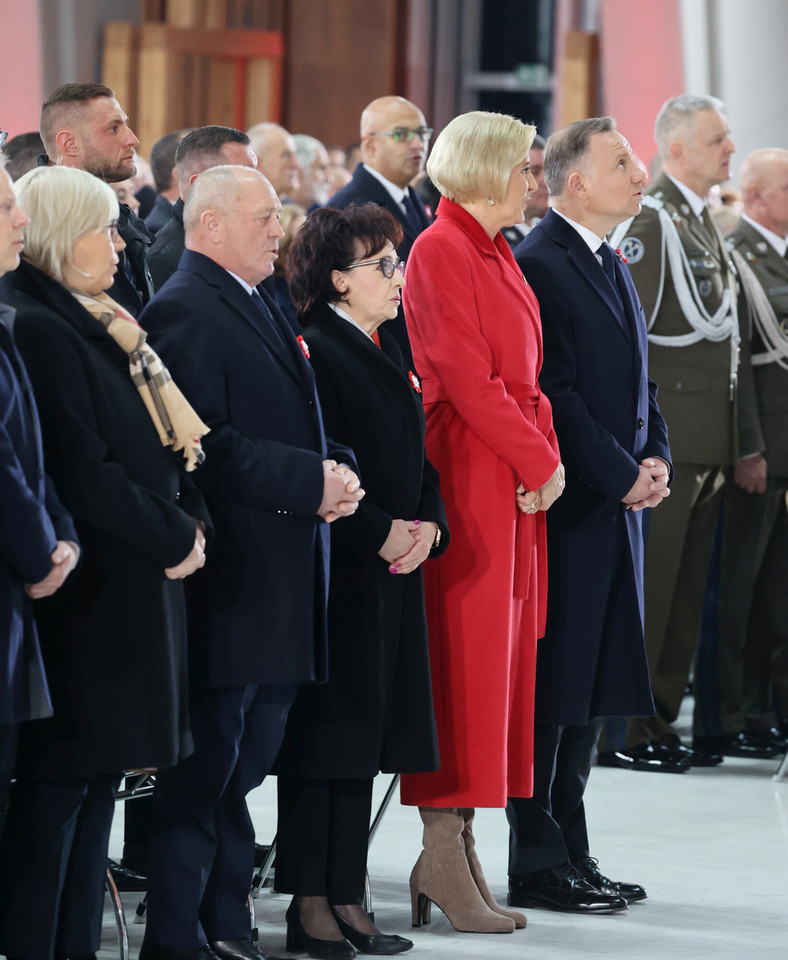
[{"xmin": 102, "ymin": 702, "xmax": 788, "ymax": 960}]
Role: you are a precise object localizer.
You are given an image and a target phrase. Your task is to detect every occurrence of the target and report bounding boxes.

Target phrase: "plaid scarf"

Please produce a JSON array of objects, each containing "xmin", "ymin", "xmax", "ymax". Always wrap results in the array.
[{"xmin": 70, "ymin": 289, "xmax": 209, "ymax": 471}]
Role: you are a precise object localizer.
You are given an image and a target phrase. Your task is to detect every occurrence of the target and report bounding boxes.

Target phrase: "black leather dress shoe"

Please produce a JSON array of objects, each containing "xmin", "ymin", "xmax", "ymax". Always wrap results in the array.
[
  {"xmin": 508, "ymin": 864, "xmax": 627, "ymax": 913},
  {"xmin": 139, "ymin": 942, "xmax": 221, "ymax": 960},
  {"xmin": 107, "ymin": 857, "xmax": 147, "ymax": 891},
  {"xmin": 573, "ymin": 857, "xmax": 647, "ymax": 902},
  {"xmin": 332, "ymin": 910, "xmax": 413, "ymax": 955},
  {"xmin": 598, "ymin": 740, "xmax": 690, "ymax": 773},
  {"xmin": 210, "ymin": 938, "xmax": 286, "ymax": 960},
  {"xmin": 669, "ymin": 740, "xmax": 723, "ymax": 767},
  {"xmin": 694, "ymin": 731, "xmax": 781, "ymax": 760}
]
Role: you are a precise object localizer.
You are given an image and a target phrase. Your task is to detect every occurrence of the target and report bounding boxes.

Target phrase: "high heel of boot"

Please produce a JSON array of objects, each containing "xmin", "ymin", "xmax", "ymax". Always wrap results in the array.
[
  {"xmin": 409, "ymin": 888, "xmax": 432, "ymax": 927},
  {"xmin": 285, "ymin": 902, "xmax": 357, "ymax": 959}
]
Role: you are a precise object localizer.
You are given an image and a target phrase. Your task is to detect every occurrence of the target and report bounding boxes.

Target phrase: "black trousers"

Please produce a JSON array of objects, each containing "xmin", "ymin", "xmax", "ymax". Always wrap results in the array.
[
  {"xmin": 0, "ymin": 721, "xmax": 19, "ymax": 838},
  {"xmin": 506, "ymin": 718, "xmax": 604, "ymax": 876},
  {"xmin": 275, "ymin": 776, "xmax": 374, "ymax": 903},
  {"xmin": 145, "ymin": 682, "xmax": 298, "ymax": 950},
  {"xmin": 0, "ymin": 771, "xmax": 121, "ymax": 960}
]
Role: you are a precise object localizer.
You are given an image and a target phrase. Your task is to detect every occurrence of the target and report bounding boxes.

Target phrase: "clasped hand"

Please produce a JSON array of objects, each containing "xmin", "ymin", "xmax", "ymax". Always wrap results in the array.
[
  {"xmin": 516, "ymin": 463, "xmax": 565, "ymax": 514},
  {"xmin": 379, "ymin": 519, "xmax": 438, "ymax": 574},
  {"xmin": 622, "ymin": 458, "xmax": 670, "ymax": 511},
  {"xmin": 25, "ymin": 540, "xmax": 79, "ymax": 598},
  {"xmin": 165, "ymin": 521, "xmax": 207, "ymax": 579},
  {"xmin": 318, "ymin": 460, "xmax": 365, "ymax": 523}
]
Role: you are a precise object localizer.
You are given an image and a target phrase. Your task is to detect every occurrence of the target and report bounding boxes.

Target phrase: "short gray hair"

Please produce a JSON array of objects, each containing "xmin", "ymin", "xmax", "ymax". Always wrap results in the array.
[
  {"xmin": 293, "ymin": 134, "xmax": 325, "ymax": 169},
  {"xmin": 14, "ymin": 165, "xmax": 117, "ymax": 283},
  {"xmin": 654, "ymin": 94, "xmax": 725, "ymax": 157},
  {"xmin": 427, "ymin": 111, "xmax": 535, "ymax": 205},
  {"xmin": 544, "ymin": 117, "xmax": 616, "ymax": 197},
  {"xmin": 183, "ymin": 164, "xmax": 268, "ymax": 233}
]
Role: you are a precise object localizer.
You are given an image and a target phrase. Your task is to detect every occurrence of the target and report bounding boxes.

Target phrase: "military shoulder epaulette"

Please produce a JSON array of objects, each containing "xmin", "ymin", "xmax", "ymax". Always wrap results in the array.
[{"xmin": 642, "ymin": 195, "xmax": 664, "ymax": 211}]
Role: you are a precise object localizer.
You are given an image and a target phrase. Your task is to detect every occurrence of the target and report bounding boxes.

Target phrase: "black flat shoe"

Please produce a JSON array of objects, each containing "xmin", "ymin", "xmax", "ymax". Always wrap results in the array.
[
  {"xmin": 285, "ymin": 903, "xmax": 356, "ymax": 960},
  {"xmin": 332, "ymin": 909, "xmax": 413, "ymax": 955},
  {"xmin": 573, "ymin": 856, "xmax": 647, "ymax": 902}
]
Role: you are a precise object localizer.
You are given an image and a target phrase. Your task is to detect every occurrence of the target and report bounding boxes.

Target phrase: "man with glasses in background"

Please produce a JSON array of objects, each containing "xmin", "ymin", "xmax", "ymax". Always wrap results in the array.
[{"xmin": 327, "ymin": 95, "xmax": 433, "ymax": 362}]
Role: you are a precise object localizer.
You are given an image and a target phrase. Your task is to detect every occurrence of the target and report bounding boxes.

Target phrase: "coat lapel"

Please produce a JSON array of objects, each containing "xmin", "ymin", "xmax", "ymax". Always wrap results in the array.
[{"xmin": 543, "ymin": 212, "xmax": 633, "ymax": 347}]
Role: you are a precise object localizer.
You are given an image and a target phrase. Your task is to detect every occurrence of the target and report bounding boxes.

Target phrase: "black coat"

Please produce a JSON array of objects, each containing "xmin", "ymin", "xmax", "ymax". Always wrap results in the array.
[
  {"xmin": 0, "ymin": 261, "xmax": 210, "ymax": 779},
  {"xmin": 274, "ymin": 305, "xmax": 448, "ymax": 778},
  {"xmin": 140, "ymin": 252, "xmax": 356, "ymax": 689},
  {"xmin": 0, "ymin": 305, "xmax": 77, "ymax": 725},
  {"xmin": 515, "ymin": 211, "xmax": 671, "ymax": 725}
]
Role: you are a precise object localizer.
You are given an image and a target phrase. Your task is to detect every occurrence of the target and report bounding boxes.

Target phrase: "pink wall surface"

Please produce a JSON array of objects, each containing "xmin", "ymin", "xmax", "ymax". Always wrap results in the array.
[
  {"xmin": 599, "ymin": 0, "xmax": 684, "ymax": 175},
  {"xmin": 0, "ymin": 1, "xmax": 44, "ymax": 139}
]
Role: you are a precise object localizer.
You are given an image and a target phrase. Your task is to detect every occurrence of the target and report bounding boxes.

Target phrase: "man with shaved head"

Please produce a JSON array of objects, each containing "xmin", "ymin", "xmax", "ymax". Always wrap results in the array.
[
  {"xmin": 693, "ymin": 148, "xmax": 788, "ymax": 759},
  {"xmin": 137, "ymin": 165, "xmax": 362, "ymax": 960},
  {"xmin": 327, "ymin": 95, "xmax": 433, "ymax": 359},
  {"xmin": 246, "ymin": 122, "xmax": 301, "ymax": 200},
  {"xmin": 39, "ymin": 82, "xmax": 154, "ymax": 315}
]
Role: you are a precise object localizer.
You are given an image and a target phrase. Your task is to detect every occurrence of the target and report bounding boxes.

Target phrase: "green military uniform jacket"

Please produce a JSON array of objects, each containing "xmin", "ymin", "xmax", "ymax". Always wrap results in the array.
[
  {"xmin": 617, "ymin": 173, "xmax": 763, "ymax": 464},
  {"xmin": 727, "ymin": 216, "xmax": 788, "ymax": 478}
]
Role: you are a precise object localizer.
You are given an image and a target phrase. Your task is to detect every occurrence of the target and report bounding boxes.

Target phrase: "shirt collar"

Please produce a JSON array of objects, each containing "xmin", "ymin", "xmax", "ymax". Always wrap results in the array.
[
  {"xmin": 226, "ymin": 270, "xmax": 254, "ymax": 296},
  {"xmin": 363, "ymin": 163, "xmax": 408, "ymax": 206},
  {"xmin": 666, "ymin": 174, "xmax": 707, "ymax": 220},
  {"xmin": 552, "ymin": 208, "xmax": 607, "ymax": 256},
  {"xmin": 328, "ymin": 301, "xmax": 375, "ymax": 342},
  {"xmin": 742, "ymin": 213, "xmax": 788, "ymax": 257}
]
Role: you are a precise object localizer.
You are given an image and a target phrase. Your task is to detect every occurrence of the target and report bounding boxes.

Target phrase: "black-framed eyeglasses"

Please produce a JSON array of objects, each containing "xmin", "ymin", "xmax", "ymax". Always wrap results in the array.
[
  {"xmin": 104, "ymin": 219, "xmax": 120, "ymax": 241},
  {"xmin": 344, "ymin": 257, "xmax": 405, "ymax": 279},
  {"xmin": 370, "ymin": 126, "xmax": 433, "ymax": 144},
  {"xmin": 0, "ymin": 129, "xmax": 8, "ymax": 150}
]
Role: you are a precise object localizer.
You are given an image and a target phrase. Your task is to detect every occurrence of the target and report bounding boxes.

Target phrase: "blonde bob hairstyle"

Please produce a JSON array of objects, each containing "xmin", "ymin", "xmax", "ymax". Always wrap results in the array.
[
  {"xmin": 427, "ymin": 111, "xmax": 536, "ymax": 205},
  {"xmin": 14, "ymin": 166, "xmax": 118, "ymax": 283}
]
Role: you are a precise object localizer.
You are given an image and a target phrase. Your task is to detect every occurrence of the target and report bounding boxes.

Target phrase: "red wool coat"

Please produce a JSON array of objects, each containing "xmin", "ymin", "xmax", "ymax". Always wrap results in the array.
[{"xmin": 400, "ymin": 199, "xmax": 560, "ymax": 807}]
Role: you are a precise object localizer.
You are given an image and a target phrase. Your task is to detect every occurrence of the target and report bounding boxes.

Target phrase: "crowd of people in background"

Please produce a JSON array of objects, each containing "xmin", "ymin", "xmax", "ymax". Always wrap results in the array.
[{"xmin": 1, "ymin": 79, "xmax": 787, "ymax": 960}]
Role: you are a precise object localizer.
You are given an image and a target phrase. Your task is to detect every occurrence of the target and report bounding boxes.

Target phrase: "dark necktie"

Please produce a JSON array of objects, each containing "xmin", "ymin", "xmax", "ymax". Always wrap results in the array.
[
  {"xmin": 599, "ymin": 243, "xmax": 621, "ymax": 292},
  {"xmin": 250, "ymin": 288, "xmax": 289, "ymax": 352},
  {"xmin": 402, "ymin": 190, "xmax": 424, "ymax": 236}
]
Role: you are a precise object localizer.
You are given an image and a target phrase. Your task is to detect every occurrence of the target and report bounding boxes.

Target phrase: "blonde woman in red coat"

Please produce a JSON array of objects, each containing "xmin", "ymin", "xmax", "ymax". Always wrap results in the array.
[{"xmin": 401, "ymin": 111, "xmax": 564, "ymax": 934}]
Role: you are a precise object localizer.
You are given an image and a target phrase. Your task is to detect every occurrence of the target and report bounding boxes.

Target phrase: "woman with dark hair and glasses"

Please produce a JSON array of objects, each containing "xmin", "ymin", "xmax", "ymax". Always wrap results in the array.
[{"xmin": 272, "ymin": 202, "xmax": 448, "ymax": 959}]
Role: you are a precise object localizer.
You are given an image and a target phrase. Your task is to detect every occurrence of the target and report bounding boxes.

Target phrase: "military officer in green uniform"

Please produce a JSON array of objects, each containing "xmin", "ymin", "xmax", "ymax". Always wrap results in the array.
[
  {"xmin": 600, "ymin": 94, "xmax": 763, "ymax": 772},
  {"xmin": 693, "ymin": 148, "xmax": 788, "ymax": 758}
]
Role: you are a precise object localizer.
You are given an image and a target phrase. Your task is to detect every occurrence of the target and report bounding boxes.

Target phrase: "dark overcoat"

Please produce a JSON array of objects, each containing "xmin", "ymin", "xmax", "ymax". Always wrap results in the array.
[
  {"xmin": 140, "ymin": 251, "xmax": 356, "ymax": 689},
  {"xmin": 0, "ymin": 261, "xmax": 209, "ymax": 778},
  {"xmin": 515, "ymin": 210, "xmax": 671, "ymax": 725},
  {"xmin": 0, "ymin": 305, "xmax": 76, "ymax": 725},
  {"xmin": 273, "ymin": 305, "xmax": 448, "ymax": 778}
]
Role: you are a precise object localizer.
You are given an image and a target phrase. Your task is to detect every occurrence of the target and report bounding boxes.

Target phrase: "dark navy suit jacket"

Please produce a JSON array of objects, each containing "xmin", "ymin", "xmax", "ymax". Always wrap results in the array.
[
  {"xmin": 140, "ymin": 251, "xmax": 356, "ymax": 688},
  {"xmin": 515, "ymin": 210, "xmax": 671, "ymax": 725},
  {"xmin": 0, "ymin": 305, "xmax": 76, "ymax": 724}
]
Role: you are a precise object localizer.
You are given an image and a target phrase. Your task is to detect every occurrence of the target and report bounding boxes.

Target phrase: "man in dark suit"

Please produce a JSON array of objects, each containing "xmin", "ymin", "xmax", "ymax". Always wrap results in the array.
[
  {"xmin": 147, "ymin": 125, "xmax": 258, "ymax": 290},
  {"xmin": 38, "ymin": 82, "xmax": 155, "ymax": 316},
  {"xmin": 693, "ymin": 148, "xmax": 788, "ymax": 755},
  {"xmin": 0, "ymin": 163, "xmax": 78, "ymax": 833},
  {"xmin": 327, "ymin": 96, "xmax": 433, "ymax": 361},
  {"xmin": 608, "ymin": 95, "xmax": 763, "ymax": 768},
  {"xmin": 507, "ymin": 118, "xmax": 672, "ymax": 913},
  {"xmin": 138, "ymin": 165, "xmax": 363, "ymax": 960},
  {"xmin": 145, "ymin": 129, "xmax": 189, "ymax": 234}
]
